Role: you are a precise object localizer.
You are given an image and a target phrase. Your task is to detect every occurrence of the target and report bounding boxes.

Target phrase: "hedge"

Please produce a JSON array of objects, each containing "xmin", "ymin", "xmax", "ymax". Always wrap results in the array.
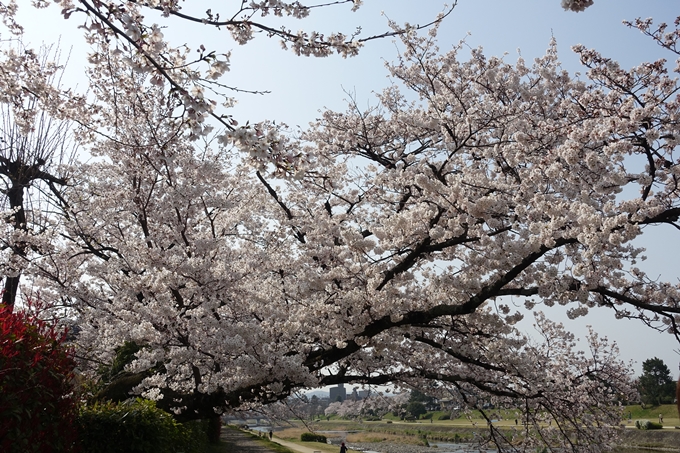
[
  {"xmin": 77, "ymin": 399, "xmax": 209, "ymax": 453},
  {"xmin": 300, "ymin": 432, "xmax": 328, "ymax": 443},
  {"xmin": 635, "ymin": 419, "xmax": 663, "ymax": 430}
]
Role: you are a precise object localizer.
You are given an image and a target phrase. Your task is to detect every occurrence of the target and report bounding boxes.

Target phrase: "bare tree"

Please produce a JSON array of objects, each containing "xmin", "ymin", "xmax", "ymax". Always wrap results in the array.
[{"xmin": 0, "ymin": 45, "xmax": 75, "ymax": 308}]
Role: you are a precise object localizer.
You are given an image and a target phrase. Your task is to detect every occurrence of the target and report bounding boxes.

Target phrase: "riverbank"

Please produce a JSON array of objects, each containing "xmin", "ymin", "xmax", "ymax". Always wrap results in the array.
[
  {"xmin": 618, "ymin": 428, "xmax": 680, "ymax": 452},
  {"xmin": 332, "ymin": 428, "xmax": 680, "ymax": 453},
  {"xmin": 273, "ymin": 421, "xmax": 680, "ymax": 453}
]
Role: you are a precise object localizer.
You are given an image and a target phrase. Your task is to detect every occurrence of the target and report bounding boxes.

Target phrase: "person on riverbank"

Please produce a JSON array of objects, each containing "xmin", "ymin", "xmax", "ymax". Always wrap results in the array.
[{"xmin": 340, "ymin": 441, "xmax": 347, "ymax": 453}]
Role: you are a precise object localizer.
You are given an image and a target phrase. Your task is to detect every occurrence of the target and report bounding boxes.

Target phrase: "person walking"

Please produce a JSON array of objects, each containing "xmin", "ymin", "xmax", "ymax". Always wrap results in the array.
[
  {"xmin": 269, "ymin": 430, "xmax": 273, "ymax": 440},
  {"xmin": 340, "ymin": 441, "xmax": 347, "ymax": 453}
]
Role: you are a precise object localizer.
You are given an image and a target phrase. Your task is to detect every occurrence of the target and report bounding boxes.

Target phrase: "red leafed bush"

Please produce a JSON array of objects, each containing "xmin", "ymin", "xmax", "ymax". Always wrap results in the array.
[{"xmin": 0, "ymin": 301, "xmax": 78, "ymax": 453}]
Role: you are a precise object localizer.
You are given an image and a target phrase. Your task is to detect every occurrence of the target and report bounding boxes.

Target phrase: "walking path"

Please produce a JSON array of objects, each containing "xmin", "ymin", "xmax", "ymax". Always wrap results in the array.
[
  {"xmin": 220, "ymin": 427, "xmax": 279, "ymax": 453},
  {"xmin": 271, "ymin": 436, "xmax": 331, "ymax": 453},
  {"xmin": 220, "ymin": 427, "xmax": 342, "ymax": 453}
]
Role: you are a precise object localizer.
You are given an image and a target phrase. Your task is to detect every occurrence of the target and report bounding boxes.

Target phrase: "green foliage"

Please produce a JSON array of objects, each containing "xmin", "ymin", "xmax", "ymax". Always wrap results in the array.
[
  {"xmin": 77, "ymin": 399, "xmax": 209, "ymax": 453},
  {"xmin": 638, "ymin": 357, "xmax": 676, "ymax": 406},
  {"xmin": 635, "ymin": 419, "xmax": 663, "ymax": 430},
  {"xmin": 437, "ymin": 413, "xmax": 451, "ymax": 420},
  {"xmin": 409, "ymin": 390, "xmax": 434, "ymax": 404},
  {"xmin": 300, "ymin": 432, "xmax": 327, "ymax": 443},
  {"xmin": 406, "ymin": 401, "xmax": 427, "ymax": 418},
  {"xmin": 99, "ymin": 341, "xmax": 141, "ymax": 382}
]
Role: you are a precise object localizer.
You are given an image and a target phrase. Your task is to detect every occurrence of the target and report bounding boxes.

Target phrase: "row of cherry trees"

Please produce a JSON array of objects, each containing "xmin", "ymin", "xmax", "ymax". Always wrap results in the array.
[{"xmin": 0, "ymin": 1, "xmax": 678, "ymax": 451}]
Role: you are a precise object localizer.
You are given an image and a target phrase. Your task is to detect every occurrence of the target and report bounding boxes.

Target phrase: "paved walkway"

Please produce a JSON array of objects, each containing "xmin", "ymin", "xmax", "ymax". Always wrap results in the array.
[
  {"xmin": 220, "ymin": 428, "xmax": 279, "ymax": 453},
  {"xmin": 220, "ymin": 427, "xmax": 339, "ymax": 453},
  {"xmin": 271, "ymin": 436, "xmax": 329, "ymax": 453}
]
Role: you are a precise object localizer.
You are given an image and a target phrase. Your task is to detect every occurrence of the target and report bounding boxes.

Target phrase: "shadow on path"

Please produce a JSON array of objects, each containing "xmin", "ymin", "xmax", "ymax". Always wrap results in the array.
[{"xmin": 220, "ymin": 427, "xmax": 281, "ymax": 453}]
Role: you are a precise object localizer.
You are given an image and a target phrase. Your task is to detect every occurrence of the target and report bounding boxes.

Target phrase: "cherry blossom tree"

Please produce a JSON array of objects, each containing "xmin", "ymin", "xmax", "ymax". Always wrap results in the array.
[
  {"xmin": 324, "ymin": 392, "xmax": 408, "ymax": 419},
  {"xmin": 37, "ymin": 16, "xmax": 679, "ymax": 453},
  {"xmin": 3, "ymin": 1, "xmax": 680, "ymax": 451}
]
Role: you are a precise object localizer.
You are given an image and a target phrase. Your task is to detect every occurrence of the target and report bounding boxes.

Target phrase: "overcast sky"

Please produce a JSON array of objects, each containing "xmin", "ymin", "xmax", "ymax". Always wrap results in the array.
[{"xmin": 15, "ymin": 0, "xmax": 680, "ymax": 377}]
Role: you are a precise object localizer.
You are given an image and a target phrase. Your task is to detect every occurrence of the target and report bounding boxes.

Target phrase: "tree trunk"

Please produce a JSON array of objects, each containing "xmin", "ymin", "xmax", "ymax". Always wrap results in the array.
[
  {"xmin": 207, "ymin": 415, "xmax": 222, "ymax": 444},
  {"xmin": 1, "ymin": 275, "xmax": 20, "ymax": 308},
  {"xmin": 2, "ymin": 184, "xmax": 27, "ymax": 308},
  {"xmin": 677, "ymin": 377, "xmax": 680, "ymax": 419}
]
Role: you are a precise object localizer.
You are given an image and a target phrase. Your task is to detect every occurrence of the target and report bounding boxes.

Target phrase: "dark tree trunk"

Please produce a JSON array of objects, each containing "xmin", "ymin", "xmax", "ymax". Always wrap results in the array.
[
  {"xmin": 1, "ymin": 275, "xmax": 20, "ymax": 307},
  {"xmin": 2, "ymin": 183, "xmax": 26, "ymax": 308},
  {"xmin": 207, "ymin": 415, "xmax": 222, "ymax": 444},
  {"xmin": 676, "ymin": 377, "xmax": 679, "ymax": 419}
]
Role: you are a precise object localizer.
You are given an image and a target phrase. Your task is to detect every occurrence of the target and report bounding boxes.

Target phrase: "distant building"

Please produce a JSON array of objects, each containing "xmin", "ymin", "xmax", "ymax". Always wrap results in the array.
[
  {"xmin": 329, "ymin": 384, "xmax": 347, "ymax": 402},
  {"xmin": 348, "ymin": 387, "xmax": 371, "ymax": 401},
  {"xmin": 357, "ymin": 389, "xmax": 370, "ymax": 399},
  {"xmin": 350, "ymin": 388, "xmax": 359, "ymax": 401}
]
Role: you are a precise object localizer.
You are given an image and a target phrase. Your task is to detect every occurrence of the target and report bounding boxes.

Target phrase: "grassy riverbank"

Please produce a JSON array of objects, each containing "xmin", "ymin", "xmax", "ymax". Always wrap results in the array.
[
  {"xmin": 305, "ymin": 404, "xmax": 680, "ymax": 431},
  {"xmin": 273, "ymin": 405, "xmax": 680, "ymax": 451}
]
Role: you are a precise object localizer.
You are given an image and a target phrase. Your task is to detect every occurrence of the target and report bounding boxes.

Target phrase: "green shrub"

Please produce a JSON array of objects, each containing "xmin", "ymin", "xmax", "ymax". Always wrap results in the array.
[
  {"xmin": 437, "ymin": 413, "xmax": 451, "ymax": 420},
  {"xmin": 635, "ymin": 419, "xmax": 663, "ymax": 430},
  {"xmin": 77, "ymin": 399, "xmax": 209, "ymax": 453},
  {"xmin": 99, "ymin": 341, "xmax": 142, "ymax": 382},
  {"xmin": 300, "ymin": 432, "xmax": 327, "ymax": 443}
]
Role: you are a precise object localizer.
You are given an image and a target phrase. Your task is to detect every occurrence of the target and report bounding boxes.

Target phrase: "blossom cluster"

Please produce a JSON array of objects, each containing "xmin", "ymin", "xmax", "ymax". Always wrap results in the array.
[{"xmin": 561, "ymin": 0, "xmax": 594, "ymax": 12}]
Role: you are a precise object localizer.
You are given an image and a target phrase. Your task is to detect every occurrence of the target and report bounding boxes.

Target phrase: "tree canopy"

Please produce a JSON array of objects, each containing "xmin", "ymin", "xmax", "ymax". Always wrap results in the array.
[
  {"xmin": 0, "ymin": 1, "xmax": 679, "ymax": 452},
  {"xmin": 638, "ymin": 357, "xmax": 676, "ymax": 406}
]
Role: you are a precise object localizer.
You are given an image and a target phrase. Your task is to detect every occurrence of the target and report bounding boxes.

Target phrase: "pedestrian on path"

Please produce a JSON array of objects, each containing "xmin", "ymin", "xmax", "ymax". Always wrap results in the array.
[
  {"xmin": 269, "ymin": 430, "xmax": 273, "ymax": 440},
  {"xmin": 340, "ymin": 441, "xmax": 347, "ymax": 453}
]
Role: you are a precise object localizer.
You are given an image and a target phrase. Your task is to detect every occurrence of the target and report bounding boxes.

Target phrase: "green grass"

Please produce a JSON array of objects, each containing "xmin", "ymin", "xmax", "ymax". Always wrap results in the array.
[
  {"xmin": 287, "ymin": 440, "xmax": 340, "ymax": 453},
  {"xmin": 624, "ymin": 404, "xmax": 678, "ymax": 420},
  {"xmin": 620, "ymin": 404, "xmax": 679, "ymax": 428},
  {"xmin": 311, "ymin": 404, "xmax": 680, "ymax": 429}
]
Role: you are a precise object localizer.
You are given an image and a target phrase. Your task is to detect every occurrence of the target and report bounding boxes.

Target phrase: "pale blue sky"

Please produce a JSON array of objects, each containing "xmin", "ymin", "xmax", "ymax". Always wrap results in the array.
[{"xmin": 15, "ymin": 0, "xmax": 680, "ymax": 376}]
